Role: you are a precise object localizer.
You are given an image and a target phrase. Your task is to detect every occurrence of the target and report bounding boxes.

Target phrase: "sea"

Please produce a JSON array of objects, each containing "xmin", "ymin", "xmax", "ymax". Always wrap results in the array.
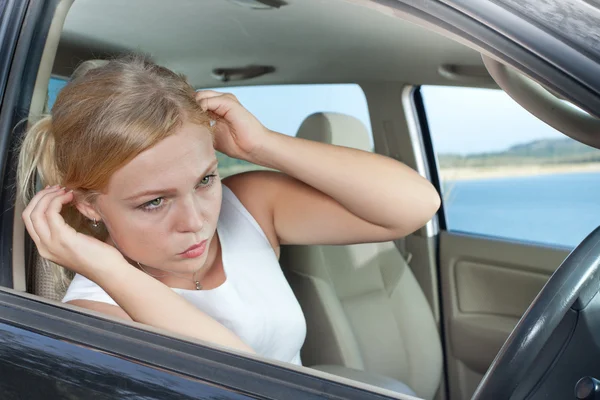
[{"xmin": 442, "ymin": 171, "xmax": 600, "ymax": 248}]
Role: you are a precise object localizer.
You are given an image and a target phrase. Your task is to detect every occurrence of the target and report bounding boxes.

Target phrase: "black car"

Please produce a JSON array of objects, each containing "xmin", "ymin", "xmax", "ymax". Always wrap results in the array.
[{"xmin": 2, "ymin": 0, "xmax": 600, "ymax": 399}]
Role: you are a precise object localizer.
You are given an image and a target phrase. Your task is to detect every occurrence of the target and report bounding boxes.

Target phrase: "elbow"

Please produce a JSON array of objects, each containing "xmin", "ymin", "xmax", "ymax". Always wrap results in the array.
[
  {"xmin": 389, "ymin": 181, "xmax": 441, "ymax": 238},
  {"xmin": 416, "ymin": 181, "xmax": 441, "ymax": 227},
  {"xmin": 427, "ymin": 184, "xmax": 442, "ymax": 219}
]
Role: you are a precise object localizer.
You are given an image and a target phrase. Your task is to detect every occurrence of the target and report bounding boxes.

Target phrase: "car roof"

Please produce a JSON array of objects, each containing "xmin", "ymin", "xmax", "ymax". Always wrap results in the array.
[{"xmin": 53, "ymin": 0, "xmax": 488, "ymax": 88}]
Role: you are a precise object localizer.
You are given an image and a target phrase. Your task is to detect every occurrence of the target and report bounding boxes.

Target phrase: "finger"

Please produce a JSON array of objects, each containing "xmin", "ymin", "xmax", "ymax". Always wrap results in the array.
[
  {"xmin": 29, "ymin": 187, "xmax": 66, "ymax": 242},
  {"xmin": 45, "ymin": 190, "xmax": 75, "ymax": 241},
  {"xmin": 29, "ymin": 188, "xmax": 69, "ymax": 244},
  {"xmin": 23, "ymin": 186, "xmax": 63, "ymax": 243},
  {"xmin": 197, "ymin": 91, "xmax": 237, "ymax": 101},
  {"xmin": 23, "ymin": 185, "xmax": 61, "ymax": 220},
  {"xmin": 22, "ymin": 210, "xmax": 41, "ymax": 244},
  {"xmin": 194, "ymin": 90, "xmax": 226, "ymax": 101},
  {"xmin": 195, "ymin": 91, "xmax": 239, "ymax": 109},
  {"xmin": 197, "ymin": 94, "xmax": 239, "ymax": 116}
]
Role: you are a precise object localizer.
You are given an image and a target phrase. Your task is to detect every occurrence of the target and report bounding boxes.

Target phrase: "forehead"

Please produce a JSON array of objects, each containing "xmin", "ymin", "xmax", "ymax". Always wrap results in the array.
[{"xmin": 107, "ymin": 122, "xmax": 214, "ymax": 194}]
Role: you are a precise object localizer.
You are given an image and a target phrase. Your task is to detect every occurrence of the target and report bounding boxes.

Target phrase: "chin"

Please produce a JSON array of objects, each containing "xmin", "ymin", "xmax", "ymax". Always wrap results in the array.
[{"xmin": 176, "ymin": 253, "xmax": 209, "ymax": 272}]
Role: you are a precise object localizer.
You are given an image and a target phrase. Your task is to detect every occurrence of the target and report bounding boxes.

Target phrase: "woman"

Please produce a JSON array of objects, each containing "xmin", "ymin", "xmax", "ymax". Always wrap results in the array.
[{"xmin": 18, "ymin": 55, "xmax": 440, "ymax": 365}]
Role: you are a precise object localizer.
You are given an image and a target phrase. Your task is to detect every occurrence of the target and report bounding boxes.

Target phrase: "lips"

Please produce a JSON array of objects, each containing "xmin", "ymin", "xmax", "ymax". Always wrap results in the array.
[{"xmin": 179, "ymin": 240, "xmax": 208, "ymax": 258}]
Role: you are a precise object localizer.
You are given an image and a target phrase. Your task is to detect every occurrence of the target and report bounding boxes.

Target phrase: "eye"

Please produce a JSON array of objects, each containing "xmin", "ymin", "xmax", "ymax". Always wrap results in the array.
[
  {"xmin": 141, "ymin": 197, "xmax": 164, "ymax": 211},
  {"xmin": 197, "ymin": 174, "xmax": 217, "ymax": 188}
]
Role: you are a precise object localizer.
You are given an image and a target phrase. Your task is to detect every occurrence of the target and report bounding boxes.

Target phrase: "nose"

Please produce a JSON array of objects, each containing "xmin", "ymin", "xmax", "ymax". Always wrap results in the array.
[{"xmin": 175, "ymin": 195, "xmax": 204, "ymax": 233}]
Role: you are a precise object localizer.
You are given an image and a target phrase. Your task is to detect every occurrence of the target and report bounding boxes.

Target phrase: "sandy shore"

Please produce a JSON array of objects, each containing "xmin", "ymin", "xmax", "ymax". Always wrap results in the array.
[
  {"xmin": 440, "ymin": 163, "xmax": 600, "ymax": 181},
  {"xmin": 219, "ymin": 162, "xmax": 600, "ymax": 181}
]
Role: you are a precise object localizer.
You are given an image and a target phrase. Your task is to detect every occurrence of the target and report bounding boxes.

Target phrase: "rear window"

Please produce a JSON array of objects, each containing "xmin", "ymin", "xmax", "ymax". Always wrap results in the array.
[{"xmin": 47, "ymin": 79, "xmax": 373, "ymax": 177}]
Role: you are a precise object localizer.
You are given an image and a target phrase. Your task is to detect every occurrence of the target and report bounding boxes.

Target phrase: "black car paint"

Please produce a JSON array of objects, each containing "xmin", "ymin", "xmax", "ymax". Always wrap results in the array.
[
  {"xmin": 0, "ymin": 322, "xmax": 254, "ymax": 400},
  {"xmin": 0, "ymin": 290, "xmax": 399, "ymax": 399},
  {"xmin": 0, "ymin": 0, "xmax": 34, "ymax": 289}
]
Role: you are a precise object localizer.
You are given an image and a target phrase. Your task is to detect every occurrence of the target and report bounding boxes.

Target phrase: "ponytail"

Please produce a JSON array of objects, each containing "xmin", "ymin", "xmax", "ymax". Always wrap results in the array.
[
  {"xmin": 17, "ymin": 116, "xmax": 74, "ymax": 293},
  {"xmin": 17, "ymin": 115, "xmax": 59, "ymax": 205}
]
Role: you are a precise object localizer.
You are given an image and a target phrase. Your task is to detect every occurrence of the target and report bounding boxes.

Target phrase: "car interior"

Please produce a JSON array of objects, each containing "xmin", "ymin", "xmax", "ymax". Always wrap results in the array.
[{"xmin": 6, "ymin": 0, "xmax": 600, "ymax": 399}]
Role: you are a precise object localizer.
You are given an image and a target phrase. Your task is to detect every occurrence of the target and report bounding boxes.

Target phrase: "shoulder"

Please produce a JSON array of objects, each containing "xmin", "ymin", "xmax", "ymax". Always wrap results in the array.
[
  {"xmin": 222, "ymin": 169, "xmax": 289, "ymax": 198},
  {"xmin": 222, "ymin": 170, "xmax": 288, "ymax": 252}
]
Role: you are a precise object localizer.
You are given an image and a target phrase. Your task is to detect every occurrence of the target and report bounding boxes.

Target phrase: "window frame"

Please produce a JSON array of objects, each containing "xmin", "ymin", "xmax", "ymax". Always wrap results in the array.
[
  {"xmin": 410, "ymin": 86, "xmax": 448, "ymax": 232},
  {"xmin": 428, "ymin": 0, "xmax": 600, "ymax": 116},
  {"xmin": 0, "ymin": 287, "xmax": 403, "ymax": 399},
  {"xmin": 3, "ymin": 0, "xmax": 600, "ymax": 398},
  {"xmin": 414, "ymin": 83, "xmax": 600, "ymax": 249},
  {"xmin": 0, "ymin": 0, "xmax": 38, "ymax": 288}
]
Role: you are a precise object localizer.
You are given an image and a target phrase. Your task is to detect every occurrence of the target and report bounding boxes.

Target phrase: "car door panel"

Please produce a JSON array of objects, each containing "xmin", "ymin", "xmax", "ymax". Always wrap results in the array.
[
  {"xmin": 0, "ymin": 322, "xmax": 256, "ymax": 400},
  {"xmin": 439, "ymin": 232, "xmax": 570, "ymax": 399},
  {"xmin": 0, "ymin": 288, "xmax": 416, "ymax": 400}
]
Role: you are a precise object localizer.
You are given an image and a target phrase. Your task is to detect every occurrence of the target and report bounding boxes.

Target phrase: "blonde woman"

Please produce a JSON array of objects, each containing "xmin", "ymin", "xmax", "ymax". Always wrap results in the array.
[{"xmin": 18, "ymin": 55, "xmax": 440, "ymax": 364}]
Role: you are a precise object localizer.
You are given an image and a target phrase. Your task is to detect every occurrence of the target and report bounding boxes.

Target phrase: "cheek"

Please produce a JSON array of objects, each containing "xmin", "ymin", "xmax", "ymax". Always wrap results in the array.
[
  {"xmin": 207, "ymin": 184, "xmax": 223, "ymax": 227},
  {"xmin": 102, "ymin": 208, "xmax": 170, "ymax": 257}
]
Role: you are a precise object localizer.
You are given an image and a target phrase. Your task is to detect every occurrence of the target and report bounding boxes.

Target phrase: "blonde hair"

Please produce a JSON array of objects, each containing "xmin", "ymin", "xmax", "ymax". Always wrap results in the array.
[{"xmin": 17, "ymin": 54, "xmax": 213, "ymax": 292}]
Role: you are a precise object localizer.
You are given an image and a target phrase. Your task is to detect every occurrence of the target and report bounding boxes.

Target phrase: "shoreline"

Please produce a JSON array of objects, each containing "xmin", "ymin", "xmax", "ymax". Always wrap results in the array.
[
  {"xmin": 218, "ymin": 162, "xmax": 600, "ymax": 181},
  {"xmin": 440, "ymin": 163, "xmax": 600, "ymax": 181}
]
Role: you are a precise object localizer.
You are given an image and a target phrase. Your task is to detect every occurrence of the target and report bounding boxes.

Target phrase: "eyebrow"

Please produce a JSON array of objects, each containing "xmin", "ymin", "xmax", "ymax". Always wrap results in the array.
[{"xmin": 124, "ymin": 159, "xmax": 218, "ymax": 202}]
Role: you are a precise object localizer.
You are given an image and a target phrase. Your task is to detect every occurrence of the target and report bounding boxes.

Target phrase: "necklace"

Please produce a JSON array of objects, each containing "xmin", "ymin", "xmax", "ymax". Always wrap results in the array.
[{"xmin": 137, "ymin": 262, "xmax": 202, "ymax": 290}]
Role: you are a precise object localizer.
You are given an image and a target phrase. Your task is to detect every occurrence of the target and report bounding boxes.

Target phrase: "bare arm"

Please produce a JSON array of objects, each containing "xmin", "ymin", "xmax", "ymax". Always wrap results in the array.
[
  {"xmin": 198, "ymin": 91, "xmax": 440, "ymax": 248},
  {"xmin": 67, "ymin": 299, "xmax": 133, "ymax": 321},
  {"xmin": 23, "ymin": 186, "xmax": 254, "ymax": 355},
  {"xmin": 87, "ymin": 259, "xmax": 255, "ymax": 354},
  {"xmin": 225, "ymin": 135, "xmax": 440, "ymax": 247}
]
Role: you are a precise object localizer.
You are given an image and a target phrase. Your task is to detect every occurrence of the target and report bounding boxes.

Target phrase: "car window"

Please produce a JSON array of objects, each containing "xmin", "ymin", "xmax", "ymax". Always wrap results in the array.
[
  {"xmin": 422, "ymin": 85, "xmax": 600, "ymax": 248},
  {"xmin": 47, "ymin": 79, "xmax": 373, "ymax": 178},
  {"xmin": 202, "ymin": 84, "xmax": 372, "ymax": 177},
  {"xmin": 47, "ymin": 77, "xmax": 66, "ymax": 110}
]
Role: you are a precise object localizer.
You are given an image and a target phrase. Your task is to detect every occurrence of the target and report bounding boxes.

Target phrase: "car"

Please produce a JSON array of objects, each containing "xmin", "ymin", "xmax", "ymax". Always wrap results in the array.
[{"xmin": 1, "ymin": 0, "xmax": 600, "ymax": 399}]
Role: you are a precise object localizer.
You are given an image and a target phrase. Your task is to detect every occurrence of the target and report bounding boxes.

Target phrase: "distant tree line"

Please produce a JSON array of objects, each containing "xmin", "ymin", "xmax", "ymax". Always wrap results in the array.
[{"xmin": 438, "ymin": 137, "xmax": 600, "ymax": 168}]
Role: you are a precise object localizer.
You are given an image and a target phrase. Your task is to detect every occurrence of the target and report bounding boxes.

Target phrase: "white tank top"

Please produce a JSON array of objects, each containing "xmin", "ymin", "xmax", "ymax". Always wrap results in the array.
[{"xmin": 62, "ymin": 185, "xmax": 307, "ymax": 365}]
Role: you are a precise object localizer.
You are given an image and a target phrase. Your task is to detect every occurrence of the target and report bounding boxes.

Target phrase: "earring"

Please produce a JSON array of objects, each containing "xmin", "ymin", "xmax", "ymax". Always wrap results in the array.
[{"xmin": 91, "ymin": 218, "xmax": 99, "ymax": 228}]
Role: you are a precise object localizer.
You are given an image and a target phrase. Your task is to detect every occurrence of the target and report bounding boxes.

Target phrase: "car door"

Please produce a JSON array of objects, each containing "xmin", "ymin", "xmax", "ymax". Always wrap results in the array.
[
  {"xmin": 3, "ymin": 0, "xmax": 600, "ymax": 399},
  {"xmin": 416, "ymin": 84, "xmax": 585, "ymax": 400},
  {"xmin": 405, "ymin": 1, "xmax": 600, "ymax": 399}
]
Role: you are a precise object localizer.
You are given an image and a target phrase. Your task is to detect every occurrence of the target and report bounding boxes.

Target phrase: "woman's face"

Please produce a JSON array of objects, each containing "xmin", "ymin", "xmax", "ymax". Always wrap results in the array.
[{"xmin": 95, "ymin": 121, "xmax": 221, "ymax": 274}]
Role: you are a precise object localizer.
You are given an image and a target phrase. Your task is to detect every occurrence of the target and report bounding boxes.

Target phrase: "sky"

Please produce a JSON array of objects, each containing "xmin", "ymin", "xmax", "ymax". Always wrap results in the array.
[
  {"xmin": 47, "ymin": 78, "xmax": 567, "ymax": 156},
  {"xmin": 421, "ymin": 86, "xmax": 565, "ymax": 155}
]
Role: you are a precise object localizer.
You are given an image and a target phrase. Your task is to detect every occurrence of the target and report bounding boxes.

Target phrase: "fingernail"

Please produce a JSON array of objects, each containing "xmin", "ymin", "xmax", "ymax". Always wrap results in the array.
[
  {"xmin": 52, "ymin": 184, "xmax": 60, "ymax": 188},
  {"xmin": 45, "ymin": 185, "xmax": 50, "ymax": 189}
]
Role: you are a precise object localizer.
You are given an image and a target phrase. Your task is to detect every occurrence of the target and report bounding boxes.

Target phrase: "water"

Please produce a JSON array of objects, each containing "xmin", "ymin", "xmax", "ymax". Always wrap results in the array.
[{"xmin": 443, "ymin": 172, "xmax": 600, "ymax": 248}]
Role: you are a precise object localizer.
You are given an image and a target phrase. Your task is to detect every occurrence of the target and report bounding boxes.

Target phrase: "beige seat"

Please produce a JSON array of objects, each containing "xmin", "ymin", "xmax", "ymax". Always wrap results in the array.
[{"xmin": 280, "ymin": 112, "xmax": 443, "ymax": 400}]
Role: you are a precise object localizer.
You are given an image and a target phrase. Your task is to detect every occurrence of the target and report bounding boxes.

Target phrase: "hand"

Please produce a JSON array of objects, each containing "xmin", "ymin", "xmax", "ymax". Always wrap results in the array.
[
  {"xmin": 22, "ymin": 185, "xmax": 125, "ymax": 280},
  {"xmin": 195, "ymin": 90, "xmax": 272, "ymax": 163}
]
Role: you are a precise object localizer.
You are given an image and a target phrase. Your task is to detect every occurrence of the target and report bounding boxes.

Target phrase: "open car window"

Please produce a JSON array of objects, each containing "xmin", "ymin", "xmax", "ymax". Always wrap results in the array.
[
  {"xmin": 4, "ymin": 0, "xmax": 600, "ymax": 399},
  {"xmin": 423, "ymin": 85, "xmax": 600, "ymax": 248}
]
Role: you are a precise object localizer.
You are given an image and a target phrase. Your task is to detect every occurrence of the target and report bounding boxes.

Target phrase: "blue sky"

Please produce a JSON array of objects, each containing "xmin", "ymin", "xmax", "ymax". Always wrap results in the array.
[
  {"xmin": 421, "ymin": 86, "xmax": 565, "ymax": 155},
  {"xmin": 47, "ymin": 78, "xmax": 566, "ymax": 155}
]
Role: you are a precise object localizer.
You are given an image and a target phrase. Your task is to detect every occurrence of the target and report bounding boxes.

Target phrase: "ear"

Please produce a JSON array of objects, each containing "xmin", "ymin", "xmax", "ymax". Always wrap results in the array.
[{"xmin": 74, "ymin": 194, "xmax": 102, "ymax": 222}]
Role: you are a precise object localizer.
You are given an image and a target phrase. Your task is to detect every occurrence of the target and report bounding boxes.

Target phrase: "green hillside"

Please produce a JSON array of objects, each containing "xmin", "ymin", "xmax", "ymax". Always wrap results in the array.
[
  {"xmin": 215, "ymin": 138, "xmax": 600, "ymax": 170},
  {"xmin": 439, "ymin": 138, "xmax": 600, "ymax": 168},
  {"xmin": 216, "ymin": 151, "xmax": 250, "ymax": 168}
]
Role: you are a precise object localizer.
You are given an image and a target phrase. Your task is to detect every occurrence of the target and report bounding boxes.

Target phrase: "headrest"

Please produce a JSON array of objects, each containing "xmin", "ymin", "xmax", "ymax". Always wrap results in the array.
[
  {"xmin": 70, "ymin": 59, "xmax": 109, "ymax": 81},
  {"xmin": 296, "ymin": 112, "xmax": 372, "ymax": 152}
]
